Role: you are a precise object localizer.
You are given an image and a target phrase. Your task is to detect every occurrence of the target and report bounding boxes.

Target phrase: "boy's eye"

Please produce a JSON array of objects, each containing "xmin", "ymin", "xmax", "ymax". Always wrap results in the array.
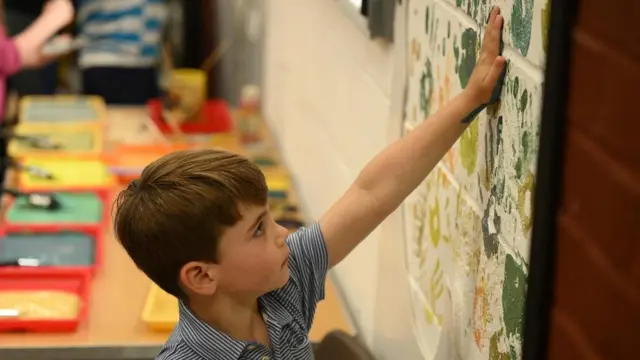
[{"xmin": 253, "ymin": 222, "xmax": 264, "ymax": 237}]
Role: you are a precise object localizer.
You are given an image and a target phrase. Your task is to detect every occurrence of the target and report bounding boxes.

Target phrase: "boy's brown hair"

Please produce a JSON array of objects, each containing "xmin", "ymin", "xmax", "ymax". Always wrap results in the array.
[{"xmin": 113, "ymin": 149, "xmax": 268, "ymax": 298}]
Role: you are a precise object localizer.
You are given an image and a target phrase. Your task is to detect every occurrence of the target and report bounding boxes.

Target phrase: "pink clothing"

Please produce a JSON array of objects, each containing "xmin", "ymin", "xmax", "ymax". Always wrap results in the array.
[{"xmin": 0, "ymin": 26, "xmax": 22, "ymax": 120}]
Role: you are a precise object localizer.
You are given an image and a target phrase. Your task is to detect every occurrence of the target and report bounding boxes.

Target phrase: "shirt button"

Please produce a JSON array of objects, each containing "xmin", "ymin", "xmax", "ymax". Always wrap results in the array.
[
  {"xmin": 261, "ymin": 356, "xmax": 270, "ymax": 360},
  {"xmin": 247, "ymin": 345, "xmax": 256, "ymax": 350}
]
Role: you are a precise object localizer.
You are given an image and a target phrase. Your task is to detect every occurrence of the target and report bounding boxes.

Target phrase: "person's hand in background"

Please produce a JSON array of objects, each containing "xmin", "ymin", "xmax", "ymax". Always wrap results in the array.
[
  {"xmin": 42, "ymin": 0, "xmax": 75, "ymax": 29},
  {"xmin": 13, "ymin": 0, "xmax": 75, "ymax": 68}
]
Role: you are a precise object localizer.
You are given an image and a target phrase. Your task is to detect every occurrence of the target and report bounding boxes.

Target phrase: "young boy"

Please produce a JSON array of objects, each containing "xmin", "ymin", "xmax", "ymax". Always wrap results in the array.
[
  {"xmin": 113, "ymin": 7, "xmax": 506, "ymax": 360},
  {"xmin": 75, "ymin": 0, "xmax": 167, "ymax": 104}
]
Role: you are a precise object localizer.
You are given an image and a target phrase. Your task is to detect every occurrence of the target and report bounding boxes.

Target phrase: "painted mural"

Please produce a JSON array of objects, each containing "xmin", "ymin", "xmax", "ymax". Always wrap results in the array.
[{"xmin": 403, "ymin": 0, "xmax": 548, "ymax": 359}]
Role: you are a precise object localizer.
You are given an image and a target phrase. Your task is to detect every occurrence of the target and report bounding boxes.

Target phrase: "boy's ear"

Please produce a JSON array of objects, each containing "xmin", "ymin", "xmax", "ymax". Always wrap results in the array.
[{"xmin": 179, "ymin": 261, "xmax": 219, "ymax": 296}]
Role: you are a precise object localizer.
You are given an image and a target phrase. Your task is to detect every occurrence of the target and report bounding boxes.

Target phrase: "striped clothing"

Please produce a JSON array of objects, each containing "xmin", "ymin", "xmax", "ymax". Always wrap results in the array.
[
  {"xmin": 76, "ymin": 0, "xmax": 167, "ymax": 68},
  {"xmin": 157, "ymin": 224, "xmax": 329, "ymax": 360}
]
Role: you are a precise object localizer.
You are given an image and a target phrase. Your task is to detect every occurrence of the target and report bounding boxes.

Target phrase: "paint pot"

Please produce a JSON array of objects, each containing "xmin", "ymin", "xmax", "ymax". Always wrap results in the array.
[
  {"xmin": 0, "ymin": 232, "xmax": 95, "ymax": 267},
  {"xmin": 6, "ymin": 192, "xmax": 102, "ymax": 225}
]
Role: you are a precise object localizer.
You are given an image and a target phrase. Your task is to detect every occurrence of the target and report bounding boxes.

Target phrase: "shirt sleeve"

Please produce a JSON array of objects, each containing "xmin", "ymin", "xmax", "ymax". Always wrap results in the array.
[
  {"xmin": 285, "ymin": 223, "xmax": 329, "ymax": 327},
  {"xmin": 0, "ymin": 37, "xmax": 22, "ymax": 76}
]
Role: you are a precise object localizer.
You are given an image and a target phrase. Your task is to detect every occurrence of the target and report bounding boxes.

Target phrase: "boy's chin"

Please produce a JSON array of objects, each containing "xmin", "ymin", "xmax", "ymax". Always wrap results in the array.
[{"xmin": 268, "ymin": 266, "xmax": 291, "ymax": 292}]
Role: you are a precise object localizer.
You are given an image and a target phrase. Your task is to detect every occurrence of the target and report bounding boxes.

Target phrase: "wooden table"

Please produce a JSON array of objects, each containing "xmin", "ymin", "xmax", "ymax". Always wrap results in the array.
[{"xmin": 0, "ymin": 107, "xmax": 352, "ymax": 359}]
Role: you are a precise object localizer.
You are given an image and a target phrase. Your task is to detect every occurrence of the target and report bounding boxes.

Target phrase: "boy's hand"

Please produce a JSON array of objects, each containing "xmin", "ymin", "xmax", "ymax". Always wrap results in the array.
[
  {"xmin": 42, "ymin": 0, "xmax": 75, "ymax": 28},
  {"xmin": 464, "ymin": 7, "xmax": 506, "ymax": 106}
]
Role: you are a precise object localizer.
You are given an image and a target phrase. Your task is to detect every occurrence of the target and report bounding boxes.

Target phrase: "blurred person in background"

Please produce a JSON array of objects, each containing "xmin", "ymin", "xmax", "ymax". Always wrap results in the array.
[
  {"xmin": 76, "ymin": 0, "xmax": 167, "ymax": 105},
  {"xmin": 2, "ymin": 0, "xmax": 72, "ymax": 94},
  {"xmin": 0, "ymin": 0, "xmax": 74, "ymax": 185}
]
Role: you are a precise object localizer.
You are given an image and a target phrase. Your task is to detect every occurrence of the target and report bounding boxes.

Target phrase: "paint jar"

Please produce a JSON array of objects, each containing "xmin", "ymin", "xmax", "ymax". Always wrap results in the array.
[{"xmin": 237, "ymin": 85, "xmax": 262, "ymax": 144}]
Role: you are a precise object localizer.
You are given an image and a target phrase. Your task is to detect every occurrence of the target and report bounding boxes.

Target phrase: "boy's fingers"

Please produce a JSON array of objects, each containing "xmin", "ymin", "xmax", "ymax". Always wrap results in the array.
[
  {"xmin": 484, "ymin": 56, "xmax": 506, "ymax": 87},
  {"xmin": 482, "ymin": 15, "xmax": 503, "ymax": 57},
  {"xmin": 487, "ymin": 6, "xmax": 499, "ymax": 24}
]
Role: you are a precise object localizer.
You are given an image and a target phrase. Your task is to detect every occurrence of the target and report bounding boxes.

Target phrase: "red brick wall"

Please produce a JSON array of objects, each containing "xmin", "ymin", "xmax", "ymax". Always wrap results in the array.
[{"xmin": 548, "ymin": 0, "xmax": 640, "ymax": 358}]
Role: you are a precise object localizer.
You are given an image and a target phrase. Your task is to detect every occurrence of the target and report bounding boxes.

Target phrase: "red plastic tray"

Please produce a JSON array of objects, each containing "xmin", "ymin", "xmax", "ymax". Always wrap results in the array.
[
  {"xmin": 147, "ymin": 99, "xmax": 233, "ymax": 134},
  {"xmin": 3, "ymin": 188, "xmax": 111, "ymax": 236},
  {"xmin": 0, "ymin": 225, "xmax": 105, "ymax": 276},
  {"xmin": 0, "ymin": 268, "xmax": 91, "ymax": 333}
]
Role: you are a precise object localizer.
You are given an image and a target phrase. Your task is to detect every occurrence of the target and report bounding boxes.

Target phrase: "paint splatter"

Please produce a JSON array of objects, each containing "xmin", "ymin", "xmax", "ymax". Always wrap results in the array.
[
  {"xmin": 510, "ymin": 0, "xmax": 534, "ymax": 56},
  {"xmin": 425, "ymin": 258, "xmax": 445, "ymax": 325},
  {"xmin": 419, "ymin": 59, "xmax": 434, "ymax": 119},
  {"xmin": 425, "ymin": 6, "xmax": 430, "ymax": 34},
  {"xmin": 515, "ymin": 129, "xmax": 532, "ymax": 179},
  {"xmin": 519, "ymin": 89, "xmax": 529, "ymax": 113},
  {"xmin": 502, "ymin": 254, "xmax": 527, "ymax": 360},
  {"xmin": 453, "ymin": 35, "xmax": 460, "ymax": 73},
  {"xmin": 428, "ymin": 198, "xmax": 442, "ymax": 247},
  {"xmin": 541, "ymin": 0, "xmax": 551, "ymax": 52},
  {"xmin": 458, "ymin": 28, "xmax": 477, "ymax": 88},
  {"xmin": 517, "ymin": 171, "xmax": 535, "ymax": 233},
  {"xmin": 473, "ymin": 273, "xmax": 489, "ymax": 350},
  {"xmin": 460, "ymin": 118, "xmax": 479, "ymax": 175},
  {"xmin": 489, "ymin": 330, "xmax": 510, "ymax": 360},
  {"xmin": 482, "ymin": 200, "xmax": 500, "ymax": 257},
  {"xmin": 447, "ymin": 21, "xmax": 451, "ymax": 38}
]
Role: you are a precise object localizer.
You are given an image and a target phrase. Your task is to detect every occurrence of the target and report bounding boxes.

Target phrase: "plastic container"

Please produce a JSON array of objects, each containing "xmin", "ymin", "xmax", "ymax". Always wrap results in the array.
[
  {"xmin": 4, "ymin": 189, "xmax": 109, "ymax": 232},
  {"xmin": 171, "ymin": 68, "xmax": 207, "ymax": 104},
  {"xmin": 9, "ymin": 123, "xmax": 103, "ymax": 157},
  {"xmin": 237, "ymin": 85, "xmax": 262, "ymax": 144},
  {"xmin": 18, "ymin": 157, "xmax": 115, "ymax": 196},
  {"xmin": 0, "ymin": 268, "xmax": 91, "ymax": 333},
  {"xmin": 19, "ymin": 95, "xmax": 106, "ymax": 125},
  {"xmin": 147, "ymin": 99, "xmax": 232, "ymax": 134},
  {"xmin": 0, "ymin": 226, "xmax": 104, "ymax": 276},
  {"xmin": 141, "ymin": 283, "xmax": 178, "ymax": 332}
]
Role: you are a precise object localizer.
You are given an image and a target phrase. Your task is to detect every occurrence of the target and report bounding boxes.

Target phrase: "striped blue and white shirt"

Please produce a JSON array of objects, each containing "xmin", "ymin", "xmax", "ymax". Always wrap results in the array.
[
  {"xmin": 157, "ymin": 224, "xmax": 329, "ymax": 360},
  {"xmin": 76, "ymin": 0, "xmax": 167, "ymax": 68}
]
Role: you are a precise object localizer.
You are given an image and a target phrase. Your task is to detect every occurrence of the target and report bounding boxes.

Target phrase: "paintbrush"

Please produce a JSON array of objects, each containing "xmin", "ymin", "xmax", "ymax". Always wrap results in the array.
[
  {"xmin": 5, "ymin": 157, "xmax": 55, "ymax": 180},
  {"xmin": 15, "ymin": 134, "xmax": 63, "ymax": 150},
  {"xmin": 0, "ymin": 258, "xmax": 41, "ymax": 267},
  {"xmin": 1, "ymin": 188, "xmax": 62, "ymax": 210}
]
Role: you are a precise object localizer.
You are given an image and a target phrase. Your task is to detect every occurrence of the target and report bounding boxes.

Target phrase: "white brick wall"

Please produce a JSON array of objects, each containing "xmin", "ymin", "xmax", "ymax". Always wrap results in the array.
[{"xmin": 263, "ymin": 0, "xmax": 403, "ymax": 350}]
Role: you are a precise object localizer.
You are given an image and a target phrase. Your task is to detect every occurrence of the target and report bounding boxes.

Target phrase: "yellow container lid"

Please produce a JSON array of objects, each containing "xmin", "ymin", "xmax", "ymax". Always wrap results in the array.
[
  {"xmin": 19, "ymin": 157, "xmax": 114, "ymax": 190},
  {"xmin": 142, "ymin": 283, "xmax": 178, "ymax": 332}
]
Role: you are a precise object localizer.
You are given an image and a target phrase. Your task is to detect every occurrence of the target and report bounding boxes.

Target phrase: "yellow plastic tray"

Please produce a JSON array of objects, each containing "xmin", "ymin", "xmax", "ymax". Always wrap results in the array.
[
  {"xmin": 19, "ymin": 157, "xmax": 115, "ymax": 191},
  {"xmin": 19, "ymin": 95, "xmax": 107, "ymax": 125},
  {"xmin": 9, "ymin": 123, "xmax": 103, "ymax": 157},
  {"xmin": 142, "ymin": 283, "xmax": 179, "ymax": 332}
]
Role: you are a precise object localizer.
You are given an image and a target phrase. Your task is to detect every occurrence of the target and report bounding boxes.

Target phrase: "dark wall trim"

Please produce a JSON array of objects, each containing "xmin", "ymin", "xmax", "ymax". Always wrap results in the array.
[{"xmin": 522, "ymin": 0, "xmax": 580, "ymax": 359}]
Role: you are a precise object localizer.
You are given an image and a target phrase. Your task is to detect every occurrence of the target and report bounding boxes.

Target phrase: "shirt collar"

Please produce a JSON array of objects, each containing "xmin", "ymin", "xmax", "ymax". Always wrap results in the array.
[{"xmin": 177, "ymin": 300, "xmax": 246, "ymax": 360}]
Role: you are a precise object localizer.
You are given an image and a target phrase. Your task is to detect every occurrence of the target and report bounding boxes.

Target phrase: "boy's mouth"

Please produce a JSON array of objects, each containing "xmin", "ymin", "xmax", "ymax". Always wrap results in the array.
[{"xmin": 281, "ymin": 250, "xmax": 290, "ymax": 268}]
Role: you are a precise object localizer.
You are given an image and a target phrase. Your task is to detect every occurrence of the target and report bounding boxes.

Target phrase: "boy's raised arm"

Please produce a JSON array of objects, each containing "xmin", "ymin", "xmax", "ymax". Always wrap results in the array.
[{"xmin": 319, "ymin": 7, "xmax": 506, "ymax": 268}]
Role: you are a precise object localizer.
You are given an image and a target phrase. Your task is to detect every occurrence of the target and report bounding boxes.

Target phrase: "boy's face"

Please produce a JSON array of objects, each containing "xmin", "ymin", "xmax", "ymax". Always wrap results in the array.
[{"xmin": 212, "ymin": 203, "xmax": 291, "ymax": 297}]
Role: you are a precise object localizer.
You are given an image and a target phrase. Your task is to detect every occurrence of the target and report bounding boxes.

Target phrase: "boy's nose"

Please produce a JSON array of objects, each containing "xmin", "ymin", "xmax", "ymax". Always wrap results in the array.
[{"xmin": 275, "ymin": 224, "xmax": 288, "ymax": 246}]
